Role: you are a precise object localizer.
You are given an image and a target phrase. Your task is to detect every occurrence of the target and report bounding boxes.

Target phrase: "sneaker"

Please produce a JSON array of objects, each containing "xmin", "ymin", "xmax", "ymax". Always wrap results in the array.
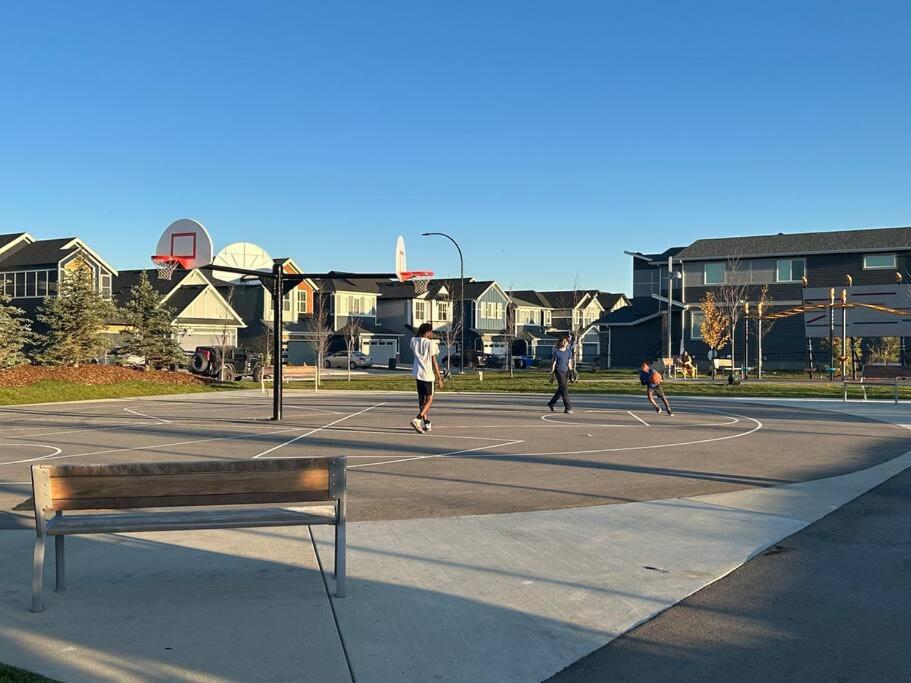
[
  {"xmin": 410, "ymin": 418, "xmax": 425, "ymax": 434},
  {"xmin": 666, "ymin": 411, "xmax": 674, "ymax": 416},
  {"xmin": 564, "ymin": 409, "xmax": 574, "ymax": 415},
  {"xmin": 547, "ymin": 403, "xmax": 556, "ymax": 413},
  {"xmin": 654, "ymin": 406, "xmax": 661, "ymax": 414},
  {"xmin": 423, "ymin": 421, "xmax": 432, "ymax": 433}
]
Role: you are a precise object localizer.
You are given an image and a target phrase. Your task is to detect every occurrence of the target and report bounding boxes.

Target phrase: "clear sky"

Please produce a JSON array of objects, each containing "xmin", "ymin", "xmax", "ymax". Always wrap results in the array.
[{"xmin": 2, "ymin": 1, "xmax": 910, "ymax": 293}]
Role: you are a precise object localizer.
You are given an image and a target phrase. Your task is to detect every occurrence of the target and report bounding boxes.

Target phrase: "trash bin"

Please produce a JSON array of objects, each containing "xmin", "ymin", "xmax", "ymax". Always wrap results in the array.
[{"xmin": 388, "ymin": 357, "xmax": 397, "ymax": 370}]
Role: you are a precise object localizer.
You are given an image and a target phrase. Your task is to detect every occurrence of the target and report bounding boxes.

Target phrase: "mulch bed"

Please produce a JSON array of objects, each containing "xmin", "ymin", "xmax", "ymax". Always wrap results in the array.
[{"xmin": 0, "ymin": 365, "xmax": 209, "ymax": 388}]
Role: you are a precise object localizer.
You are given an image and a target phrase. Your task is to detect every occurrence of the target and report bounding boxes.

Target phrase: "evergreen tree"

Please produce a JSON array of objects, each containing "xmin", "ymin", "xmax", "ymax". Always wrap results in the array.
[
  {"xmin": 121, "ymin": 271, "xmax": 186, "ymax": 368},
  {"xmin": 35, "ymin": 262, "xmax": 117, "ymax": 367},
  {"xmin": 0, "ymin": 290, "xmax": 33, "ymax": 369}
]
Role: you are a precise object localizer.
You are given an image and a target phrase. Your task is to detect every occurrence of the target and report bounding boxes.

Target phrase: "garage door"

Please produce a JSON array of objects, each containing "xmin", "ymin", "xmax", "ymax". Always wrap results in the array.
[
  {"xmin": 181, "ymin": 331, "xmax": 237, "ymax": 352},
  {"xmin": 582, "ymin": 342, "xmax": 599, "ymax": 361},
  {"xmin": 484, "ymin": 342, "xmax": 507, "ymax": 356},
  {"xmin": 362, "ymin": 339, "xmax": 397, "ymax": 364}
]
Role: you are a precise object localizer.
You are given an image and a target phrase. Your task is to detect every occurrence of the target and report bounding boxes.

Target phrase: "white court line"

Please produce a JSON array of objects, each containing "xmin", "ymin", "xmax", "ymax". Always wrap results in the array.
[
  {"xmin": 252, "ymin": 403, "xmax": 386, "ymax": 459},
  {"xmin": 348, "ymin": 440, "xmax": 525, "ymax": 469},
  {"xmin": 0, "ymin": 445, "xmax": 62, "ymax": 465},
  {"xmin": 627, "ymin": 410, "xmax": 650, "ymax": 427},
  {"xmin": 0, "ymin": 425, "xmax": 307, "ymax": 467},
  {"xmin": 282, "ymin": 404, "xmax": 345, "ymax": 415},
  {"xmin": 124, "ymin": 407, "xmax": 172, "ymax": 424}
]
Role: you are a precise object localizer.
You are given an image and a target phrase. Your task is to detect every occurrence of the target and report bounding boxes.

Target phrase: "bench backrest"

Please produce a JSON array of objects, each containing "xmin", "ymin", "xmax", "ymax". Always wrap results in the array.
[
  {"xmin": 861, "ymin": 364, "xmax": 911, "ymax": 380},
  {"xmin": 661, "ymin": 357, "xmax": 675, "ymax": 367},
  {"xmin": 31, "ymin": 458, "xmax": 345, "ymax": 517},
  {"xmin": 713, "ymin": 358, "xmax": 733, "ymax": 369}
]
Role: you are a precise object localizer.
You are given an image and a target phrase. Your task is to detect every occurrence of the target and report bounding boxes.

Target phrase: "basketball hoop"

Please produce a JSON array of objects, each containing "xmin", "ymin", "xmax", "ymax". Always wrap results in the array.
[
  {"xmin": 152, "ymin": 255, "xmax": 191, "ymax": 280},
  {"xmin": 400, "ymin": 271, "xmax": 434, "ymax": 294}
]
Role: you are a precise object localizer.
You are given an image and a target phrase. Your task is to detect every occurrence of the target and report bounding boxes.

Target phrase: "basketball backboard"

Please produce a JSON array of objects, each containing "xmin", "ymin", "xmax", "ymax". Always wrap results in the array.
[
  {"xmin": 211, "ymin": 242, "xmax": 274, "ymax": 282},
  {"xmin": 154, "ymin": 219, "xmax": 213, "ymax": 271},
  {"xmin": 396, "ymin": 235, "xmax": 433, "ymax": 289}
]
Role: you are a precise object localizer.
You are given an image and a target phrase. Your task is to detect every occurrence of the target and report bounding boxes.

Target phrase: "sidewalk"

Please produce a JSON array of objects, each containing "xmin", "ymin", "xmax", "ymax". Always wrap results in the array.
[{"xmin": 1, "ymin": 398, "xmax": 908, "ymax": 682}]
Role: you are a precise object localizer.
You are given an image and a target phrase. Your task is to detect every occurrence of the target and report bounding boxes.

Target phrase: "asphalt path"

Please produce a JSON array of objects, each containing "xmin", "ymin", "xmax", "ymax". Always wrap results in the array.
[
  {"xmin": 549, "ymin": 466, "xmax": 911, "ymax": 682},
  {"xmin": 1, "ymin": 390, "xmax": 908, "ymax": 525}
]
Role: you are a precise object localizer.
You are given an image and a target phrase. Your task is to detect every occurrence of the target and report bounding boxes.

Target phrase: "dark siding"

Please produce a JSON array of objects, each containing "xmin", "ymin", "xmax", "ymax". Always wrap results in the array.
[{"xmin": 806, "ymin": 250, "xmax": 911, "ymax": 286}]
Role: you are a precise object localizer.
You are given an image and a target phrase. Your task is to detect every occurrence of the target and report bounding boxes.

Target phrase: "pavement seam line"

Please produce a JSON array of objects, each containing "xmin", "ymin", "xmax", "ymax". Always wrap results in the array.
[{"xmin": 308, "ymin": 526, "xmax": 357, "ymax": 683}]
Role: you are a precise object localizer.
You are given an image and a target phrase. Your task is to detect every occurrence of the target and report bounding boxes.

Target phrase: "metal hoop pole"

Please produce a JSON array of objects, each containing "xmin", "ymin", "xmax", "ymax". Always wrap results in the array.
[{"xmin": 422, "ymin": 232, "xmax": 464, "ymax": 374}]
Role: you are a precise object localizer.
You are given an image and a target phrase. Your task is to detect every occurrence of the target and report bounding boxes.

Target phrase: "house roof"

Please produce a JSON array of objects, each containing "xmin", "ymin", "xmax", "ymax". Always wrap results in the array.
[
  {"xmin": 431, "ymin": 278, "xmax": 503, "ymax": 300},
  {"xmin": 675, "ymin": 226, "xmax": 911, "ymax": 261},
  {"xmin": 316, "ymin": 276, "xmax": 382, "ymax": 294},
  {"xmin": 112, "ymin": 269, "xmax": 194, "ymax": 303},
  {"xmin": 0, "ymin": 233, "xmax": 27, "ymax": 253},
  {"xmin": 596, "ymin": 292, "xmax": 629, "ymax": 311},
  {"xmin": 377, "ymin": 280, "xmax": 449, "ymax": 300},
  {"xmin": 534, "ymin": 290, "xmax": 594, "ymax": 309},
  {"xmin": 164, "ymin": 285, "xmax": 208, "ymax": 315},
  {"xmin": 600, "ymin": 297, "xmax": 660, "ymax": 326},
  {"xmin": 509, "ymin": 290, "xmax": 553, "ymax": 308},
  {"xmin": 0, "ymin": 238, "xmax": 79, "ymax": 268}
]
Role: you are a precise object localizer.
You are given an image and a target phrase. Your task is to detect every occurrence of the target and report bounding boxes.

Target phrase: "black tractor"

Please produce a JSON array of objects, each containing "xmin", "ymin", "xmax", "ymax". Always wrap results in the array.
[{"xmin": 190, "ymin": 346, "xmax": 264, "ymax": 382}]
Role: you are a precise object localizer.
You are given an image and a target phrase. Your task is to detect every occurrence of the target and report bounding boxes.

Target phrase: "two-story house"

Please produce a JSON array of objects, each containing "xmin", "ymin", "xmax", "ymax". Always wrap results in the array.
[
  {"xmin": 111, "ymin": 269, "xmax": 246, "ymax": 352},
  {"xmin": 289, "ymin": 276, "xmax": 401, "ymax": 366},
  {"xmin": 0, "ymin": 232, "xmax": 117, "ymax": 323},
  {"xmin": 431, "ymin": 279, "xmax": 512, "ymax": 357},
  {"xmin": 507, "ymin": 290, "xmax": 559, "ymax": 360},
  {"xmin": 376, "ymin": 280, "xmax": 454, "ymax": 364},
  {"xmin": 605, "ymin": 226, "xmax": 911, "ymax": 369}
]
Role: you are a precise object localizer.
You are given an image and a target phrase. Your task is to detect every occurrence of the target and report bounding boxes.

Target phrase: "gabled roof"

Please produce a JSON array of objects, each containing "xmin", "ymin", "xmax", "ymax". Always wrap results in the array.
[
  {"xmin": 675, "ymin": 226, "xmax": 911, "ymax": 261},
  {"xmin": 431, "ymin": 278, "xmax": 506, "ymax": 301},
  {"xmin": 600, "ymin": 297, "xmax": 661, "ymax": 326},
  {"xmin": 112, "ymin": 269, "xmax": 194, "ymax": 303},
  {"xmin": 316, "ymin": 276, "xmax": 381, "ymax": 294},
  {"xmin": 596, "ymin": 292, "xmax": 630, "ymax": 311},
  {"xmin": 377, "ymin": 280, "xmax": 449, "ymax": 300},
  {"xmin": 509, "ymin": 290, "xmax": 553, "ymax": 308},
  {"xmin": 0, "ymin": 238, "xmax": 78, "ymax": 268},
  {"xmin": 0, "ymin": 232, "xmax": 31, "ymax": 257}
]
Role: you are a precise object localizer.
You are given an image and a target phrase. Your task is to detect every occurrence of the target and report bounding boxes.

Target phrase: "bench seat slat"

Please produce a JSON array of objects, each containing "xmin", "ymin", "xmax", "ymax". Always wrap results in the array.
[
  {"xmin": 49, "ymin": 490, "xmax": 333, "ymax": 511},
  {"xmin": 48, "ymin": 506, "xmax": 336, "ymax": 535},
  {"xmin": 50, "ymin": 470, "xmax": 329, "ymax": 500}
]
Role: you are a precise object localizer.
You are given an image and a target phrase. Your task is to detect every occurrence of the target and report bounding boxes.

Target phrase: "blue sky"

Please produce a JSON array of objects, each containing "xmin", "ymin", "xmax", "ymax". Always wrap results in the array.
[{"xmin": 1, "ymin": 1, "xmax": 910, "ymax": 293}]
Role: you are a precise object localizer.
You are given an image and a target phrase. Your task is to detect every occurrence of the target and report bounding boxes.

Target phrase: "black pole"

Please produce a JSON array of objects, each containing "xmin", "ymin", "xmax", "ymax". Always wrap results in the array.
[
  {"xmin": 422, "ymin": 232, "xmax": 465, "ymax": 374},
  {"xmin": 272, "ymin": 262, "xmax": 283, "ymax": 421},
  {"xmin": 828, "ymin": 288, "xmax": 835, "ymax": 382}
]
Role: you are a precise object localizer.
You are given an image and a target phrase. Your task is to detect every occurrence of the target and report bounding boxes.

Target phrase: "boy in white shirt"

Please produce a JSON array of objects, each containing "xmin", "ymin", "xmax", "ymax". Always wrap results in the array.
[{"xmin": 410, "ymin": 323, "xmax": 444, "ymax": 433}]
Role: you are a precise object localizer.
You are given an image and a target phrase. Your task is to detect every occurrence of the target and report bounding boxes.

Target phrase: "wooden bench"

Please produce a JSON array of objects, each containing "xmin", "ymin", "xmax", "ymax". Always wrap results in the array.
[
  {"xmin": 660, "ymin": 357, "xmax": 677, "ymax": 378},
  {"xmin": 29, "ymin": 457, "xmax": 347, "ymax": 612},
  {"xmin": 712, "ymin": 358, "xmax": 734, "ymax": 372},
  {"xmin": 843, "ymin": 364, "xmax": 911, "ymax": 404}
]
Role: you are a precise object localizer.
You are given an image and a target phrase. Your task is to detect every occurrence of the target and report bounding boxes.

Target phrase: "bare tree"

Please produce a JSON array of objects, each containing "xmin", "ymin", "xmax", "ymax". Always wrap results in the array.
[
  {"xmin": 343, "ymin": 318, "xmax": 363, "ymax": 381},
  {"xmin": 716, "ymin": 257, "xmax": 750, "ymax": 377},
  {"xmin": 751, "ymin": 284, "xmax": 775, "ymax": 377},
  {"xmin": 311, "ymin": 291, "xmax": 332, "ymax": 390},
  {"xmin": 551, "ymin": 275, "xmax": 587, "ymax": 365},
  {"xmin": 436, "ymin": 291, "xmax": 462, "ymax": 377},
  {"xmin": 216, "ymin": 284, "xmax": 237, "ymax": 381}
]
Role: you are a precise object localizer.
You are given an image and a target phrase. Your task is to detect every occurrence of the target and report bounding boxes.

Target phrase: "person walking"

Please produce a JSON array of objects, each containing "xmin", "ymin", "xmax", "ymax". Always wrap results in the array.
[
  {"xmin": 410, "ymin": 323, "xmax": 444, "ymax": 433},
  {"xmin": 639, "ymin": 360, "xmax": 673, "ymax": 416},
  {"xmin": 547, "ymin": 336, "xmax": 574, "ymax": 414}
]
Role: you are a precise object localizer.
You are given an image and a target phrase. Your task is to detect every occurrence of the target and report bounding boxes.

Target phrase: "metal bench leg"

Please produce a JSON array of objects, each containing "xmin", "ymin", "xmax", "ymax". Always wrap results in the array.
[
  {"xmin": 335, "ymin": 494, "xmax": 347, "ymax": 598},
  {"xmin": 55, "ymin": 535, "xmax": 66, "ymax": 592},
  {"xmin": 32, "ymin": 535, "xmax": 46, "ymax": 612}
]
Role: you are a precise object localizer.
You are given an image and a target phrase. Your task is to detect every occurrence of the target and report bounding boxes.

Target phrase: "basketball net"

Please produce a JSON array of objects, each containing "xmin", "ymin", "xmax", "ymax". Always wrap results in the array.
[
  {"xmin": 152, "ymin": 255, "xmax": 187, "ymax": 280},
  {"xmin": 401, "ymin": 271, "xmax": 433, "ymax": 294}
]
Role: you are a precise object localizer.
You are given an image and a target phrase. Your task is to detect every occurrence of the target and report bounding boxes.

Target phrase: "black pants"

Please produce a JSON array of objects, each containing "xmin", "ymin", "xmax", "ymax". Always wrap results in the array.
[{"xmin": 549, "ymin": 370, "xmax": 572, "ymax": 410}]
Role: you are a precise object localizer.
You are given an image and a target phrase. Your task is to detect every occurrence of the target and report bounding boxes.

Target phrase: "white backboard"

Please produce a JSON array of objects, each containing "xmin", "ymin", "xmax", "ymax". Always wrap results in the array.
[
  {"xmin": 154, "ymin": 219, "xmax": 213, "ymax": 270},
  {"xmin": 211, "ymin": 242, "xmax": 274, "ymax": 282}
]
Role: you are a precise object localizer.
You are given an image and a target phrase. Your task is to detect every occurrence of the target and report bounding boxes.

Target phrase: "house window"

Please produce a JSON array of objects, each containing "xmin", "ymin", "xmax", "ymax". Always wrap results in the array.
[
  {"xmin": 863, "ymin": 253, "xmax": 896, "ymax": 270},
  {"xmin": 47, "ymin": 270, "xmax": 58, "ymax": 295},
  {"xmin": 495, "ymin": 302, "xmax": 503, "ymax": 319},
  {"xmin": 776, "ymin": 258, "xmax": 806, "ymax": 283},
  {"xmin": 690, "ymin": 311, "xmax": 704, "ymax": 340},
  {"xmin": 437, "ymin": 302, "xmax": 447, "ymax": 321},
  {"xmin": 15, "ymin": 272, "xmax": 25, "ymax": 298},
  {"xmin": 100, "ymin": 273, "xmax": 112, "ymax": 299},
  {"xmin": 544, "ymin": 310, "xmax": 552, "ymax": 326},
  {"xmin": 296, "ymin": 289, "xmax": 308, "ymax": 314},
  {"xmin": 0, "ymin": 274, "xmax": 9, "ymax": 296},
  {"xmin": 704, "ymin": 263, "xmax": 725, "ymax": 285},
  {"xmin": 415, "ymin": 301, "xmax": 426, "ymax": 321},
  {"xmin": 37, "ymin": 271, "xmax": 47, "ymax": 297},
  {"xmin": 282, "ymin": 292, "xmax": 292, "ymax": 314}
]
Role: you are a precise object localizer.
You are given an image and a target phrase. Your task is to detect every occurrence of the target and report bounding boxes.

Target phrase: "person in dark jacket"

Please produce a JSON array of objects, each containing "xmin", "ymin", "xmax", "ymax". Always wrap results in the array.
[{"xmin": 547, "ymin": 337, "xmax": 574, "ymax": 414}]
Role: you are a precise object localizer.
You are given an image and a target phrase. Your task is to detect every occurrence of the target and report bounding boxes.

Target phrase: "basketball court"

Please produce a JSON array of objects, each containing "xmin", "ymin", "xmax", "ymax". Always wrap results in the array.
[{"xmin": 2, "ymin": 390, "xmax": 908, "ymax": 524}]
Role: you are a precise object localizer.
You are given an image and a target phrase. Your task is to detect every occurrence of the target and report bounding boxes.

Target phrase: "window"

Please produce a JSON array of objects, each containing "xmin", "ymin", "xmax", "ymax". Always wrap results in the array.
[
  {"xmin": 296, "ymin": 289, "xmax": 308, "ymax": 314},
  {"xmin": 544, "ymin": 310, "xmax": 552, "ymax": 326},
  {"xmin": 776, "ymin": 258, "xmax": 806, "ymax": 283},
  {"xmin": 0, "ymin": 274, "xmax": 9, "ymax": 296},
  {"xmin": 37, "ymin": 271, "xmax": 47, "ymax": 297},
  {"xmin": 47, "ymin": 270, "xmax": 58, "ymax": 295},
  {"xmin": 437, "ymin": 302, "xmax": 447, "ymax": 321},
  {"xmin": 415, "ymin": 301, "xmax": 425, "ymax": 321},
  {"xmin": 704, "ymin": 263, "xmax": 725, "ymax": 285},
  {"xmin": 690, "ymin": 311, "xmax": 704, "ymax": 340},
  {"xmin": 15, "ymin": 272, "xmax": 25, "ymax": 298},
  {"xmin": 495, "ymin": 302, "xmax": 503, "ymax": 319},
  {"xmin": 100, "ymin": 273, "xmax": 112, "ymax": 299},
  {"xmin": 282, "ymin": 292, "xmax": 292, "ymax": 313},
  {"xmin": 863, "ymin": 253, "xmax": 896, "ymax": 270}
]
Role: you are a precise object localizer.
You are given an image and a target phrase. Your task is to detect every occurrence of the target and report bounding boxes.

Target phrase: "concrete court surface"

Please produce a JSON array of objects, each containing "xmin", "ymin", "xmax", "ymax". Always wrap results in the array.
[{"xmin": 0, "ymin": 391, "xmax": 909, "ymax": 681}]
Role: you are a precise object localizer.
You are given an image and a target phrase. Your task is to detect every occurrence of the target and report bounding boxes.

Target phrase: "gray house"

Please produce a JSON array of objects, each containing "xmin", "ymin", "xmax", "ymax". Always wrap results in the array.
[
  {"xmin": 376, "ymin": 280, "xmax": 455, "ymax": 365},
  {"xmin": 432, "ymin": 279, "xmax": 512, "ymax": 357}
]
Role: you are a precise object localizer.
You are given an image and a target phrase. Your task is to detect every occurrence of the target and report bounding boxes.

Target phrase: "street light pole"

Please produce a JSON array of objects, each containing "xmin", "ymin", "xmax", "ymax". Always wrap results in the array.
[{"xmin": 422, "ymin": 232, "xmax": 465, "ymax": 374}]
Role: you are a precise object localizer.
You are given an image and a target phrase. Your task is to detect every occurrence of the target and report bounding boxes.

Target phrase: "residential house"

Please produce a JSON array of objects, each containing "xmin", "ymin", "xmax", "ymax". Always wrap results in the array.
[
  {"xmin": 507, "ymin": 291, "xmax": 560, "ymax": 360},
  {"xmin": 0, "ymin": 231, "xmax": 117, "ymax": 322},
  {"xmin": 530, "ymin": 290, "xmax": 606, "ymax": 361},
  {"xmin": 606, "ymin": 226, "xmax": 911, "ymax": 369},
  {"xmin": 111, "ymin": 269, "xmax": 246, "ymax": 351},
  {"xmin": 433, "ymin": 279, "xmax": 512, "ymax": 357},
  {"xmin": 292, "ymin": 276, "xmax": 402, "ymax": 366},
  {"xmin": 376, "ymin": 280, "xmax": 454, "ymax": 365}
]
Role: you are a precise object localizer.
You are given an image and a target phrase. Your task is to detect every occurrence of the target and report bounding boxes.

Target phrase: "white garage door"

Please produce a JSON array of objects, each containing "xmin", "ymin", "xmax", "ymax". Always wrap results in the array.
[
  {"xmin": 484, "ymin": 342, "xmax": 508, "ymax": 356},
  {"xmin": 362, "ymin": 339, "xmax": 397, "ymax": 364}
]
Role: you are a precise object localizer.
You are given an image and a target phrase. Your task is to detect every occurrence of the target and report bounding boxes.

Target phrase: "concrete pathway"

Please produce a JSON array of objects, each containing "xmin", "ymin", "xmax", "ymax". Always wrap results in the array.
[{"xmin": 0, "ymin": 398, "xmax": 907, "ymax": 681}]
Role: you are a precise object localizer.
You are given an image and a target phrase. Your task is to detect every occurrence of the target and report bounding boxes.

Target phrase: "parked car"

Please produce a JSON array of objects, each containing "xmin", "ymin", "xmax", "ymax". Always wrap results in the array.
[
  {"xmin": 324, "ymin": 350, "xmax": 374, "ymax": 369},
  {"xmin": 190, "ymin": 346, "xmax": 264, "ymax": 382},
  {"xmin": 440, "ymin": 350, "xmax": 489, "ymax": 370},
  {"xmin": 483, "ymin": 354, "xmax": 506, "ymax": 369},
  {"xmin": 90, "ymin": 347, "xmax": 145, "ymax": 367}
]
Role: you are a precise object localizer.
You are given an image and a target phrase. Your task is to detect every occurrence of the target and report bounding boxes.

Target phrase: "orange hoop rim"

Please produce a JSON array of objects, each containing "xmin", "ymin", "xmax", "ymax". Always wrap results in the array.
[
  {"xmin": 152, "ymin": 254, "xmax": 193, "ymax": 268},
  {"xmin": 399, "ymin": 270, "xmax": 434, "ymax": 281}
]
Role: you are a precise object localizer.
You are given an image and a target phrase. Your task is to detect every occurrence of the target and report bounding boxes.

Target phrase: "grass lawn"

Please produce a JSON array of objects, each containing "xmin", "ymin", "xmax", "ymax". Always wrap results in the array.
[
  {"xmin": 312, "ymin": 371, "xmax": 911, "ymax": 401},
  {"xmin": 0, "ymin": 379, "xmax": 245, "ymax": 407},
  {"xmin": 0, "ymin": 663, "xmax": 56, "ymax": 683}
]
